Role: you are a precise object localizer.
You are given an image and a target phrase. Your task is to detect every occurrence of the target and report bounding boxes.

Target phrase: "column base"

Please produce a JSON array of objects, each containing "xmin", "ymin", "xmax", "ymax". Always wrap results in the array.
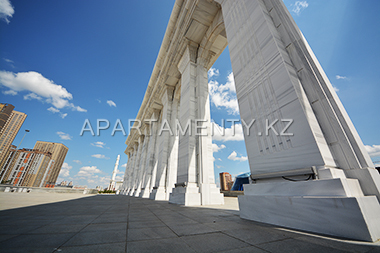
[
  {"xmin": 127, "ymin": 189, "xmax": 134, "ymax": 196},
  {"xmin": 150, "ymin": 187, "xmax": 167, "ymax": 201},
  {"xmin": 169, "ymin": 183, "xmax": 201, "ymax": 205},
  {"xmin": 199, "ymin": 183, "xmax": 224, "ymax": 205},
  {"xmin": 239, "ymin": 173, "xmax": 380, "ymax": 242},
  {"xmin": 133, "ymin": 188, "xmax": 141, "ymax": 197},
  {"xmin": 139, "ymin": 188, "xmax": 151, "ymax": 198},
  {"xmin": 345, "ymin": 168, "xmax": 380, "ymax": 202}
]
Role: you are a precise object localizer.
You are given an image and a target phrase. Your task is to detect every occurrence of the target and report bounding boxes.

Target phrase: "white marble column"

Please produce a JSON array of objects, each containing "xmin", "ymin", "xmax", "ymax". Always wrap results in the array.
[
  {"xmin": 169, "ymin": 44, "xmax": 202, "ymax": 205},
  {"xmin": 121, "ymin": 153, "xmax": 130, "ymax": 195},
  {"xmin": 140, "ymin": 110, "xmax": 159, "ymax": 198},
  {"xmin": 217, "ymin": 0, "xmax": 380, "ymax": 241},
  {"xmin": 165, "ymin": 86, "xmax": 180, "ymax": 200},
  {"xmin": 196, "ymin": 54, "xmax": 224, "ymax": 205},
  {"xmin": 128, "ymin": 144, "xmax": 139, "ymax": 196},
  {"xmin": 150, "ymin": 87, "xmax": 174, "ymax": 200},
  {"xmin": 133, "ymin": 134, "xmax": 147, "ymax": 197},
  {"xmin": 127, "ymin": 147, "xmax": 136, "ymax": 195},
  {"xmin": 132, "ymin": 138, "xmax": 144, "ymax": 196}
]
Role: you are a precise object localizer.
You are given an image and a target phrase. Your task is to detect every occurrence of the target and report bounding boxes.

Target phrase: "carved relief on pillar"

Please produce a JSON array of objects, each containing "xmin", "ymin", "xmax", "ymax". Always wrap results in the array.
[{"xmin": 177, "ymin": 42, "xmax": 198, "ymax": 74}]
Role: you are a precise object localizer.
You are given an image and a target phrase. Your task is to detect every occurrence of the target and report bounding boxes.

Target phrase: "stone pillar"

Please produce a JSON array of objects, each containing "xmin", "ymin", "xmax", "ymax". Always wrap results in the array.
[
  {"xmin": 149, "ymin": 112, "xmax": 161, "ymax": 198},
  {"xmin": 196, "ymin": 52, "xmax": 224, "ymax": 205},
  {"xmin": 150, "ymin": 87, "xmax": 174, "ymax": 200},
  {"xmin": 125, "ymin": 148, "xmax": 134, "ymax": 195},
  {"xmin": 217, "ymin": 0, "xmax": 380, "ymax": 242},
  {"xmin": 133, "ymin": 134, "xmax": 147, "ymax": 197},
  {"xmin": 121, "ymin": 153, "xmax": 130, "ymax": 195},
  {"xmin": 128, "ymin": 144, "xmax": 138, "ymax": 196},
  {"xmin": 165, "ymin": 86, "xmax": 180, "ymax": 200},
  {"xmin": 140, "ymin": 110, "xmax": 159, "ymax": 198},
  {"xmin": 169, "ymin": 44, "xmax": 202, "ymax": 205},
  {"xmin": 132, "ymin": 138, "xmax": 144, "ymax": 196}
]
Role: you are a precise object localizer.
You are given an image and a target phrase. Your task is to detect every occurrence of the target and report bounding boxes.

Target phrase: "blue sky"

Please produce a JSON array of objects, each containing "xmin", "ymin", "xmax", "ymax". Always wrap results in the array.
[{"xmin": 1, "ymin": 0, "xmax": 379, "ymax": 189}]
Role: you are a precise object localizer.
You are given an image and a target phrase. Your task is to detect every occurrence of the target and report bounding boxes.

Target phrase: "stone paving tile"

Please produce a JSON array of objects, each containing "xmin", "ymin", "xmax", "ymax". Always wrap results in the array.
[
  {"xmin": 52, "ymin": 215, "xmax": 98, "ymax": 225},
  {"xmin": 127, "ymin": 237, "xmax": 196, "ymax": 253},
  {"xmin": 62, "ymin": 230, "xmax": 126, "ymax": 247},
  {"xmin": 127, "ymin": 226, "xmax": 178, "ymax": 241},
  {"xmin": 27, "ymin": 224, "xmax": 87, "ymax": 234},
  {"xmin": 91, "ymin": 215, "xmax": 128, "ymax": 224},
  {"xmin": 0, "ymin": 234, "xmax": 18, "ymax": 242},
  {"xmin": 0, "ymin": 219, "xmax": 55, "ymax": 227},
  {"xmin": 1, "ymin": 195, "xmax": 380, "ymax": 253},
  {"xmin": 204, "ymin": 220, "xmax": 254, "ymax": 231},
  {"xmin": 180, "ymin": 232, "xmax": 251, "ymax": 253},
  {"xmin": 219, "ymin": 246, "xmax": 268, "ymax": 253},
  {"xmin": 0, "ymin": 233, "xmax": 75, "ymax": 252},
  {"xmin": 295, "ymin": 234, "xmax": 378, "ymax": 253},
  {"xmin": 168, "ymin": 223, "xmax": 219, "ymax": 236},
  {"xmin": 128, "ymin": 220, "xmax": 167, "ymax": 229},
  {"xmin": 59, "ymin": 242, "xmax": 126, "ymax": 253},
  {"xmin": 0, "ymin": 225, "xmax": 44, "ymax": 235},
  {"xmin": 259, "ymin": 238, "xmax": 348, "ymax": 253},
  {"xmin": 223, "ymin": 226, "xmax": 292, "ymax": 245},
  {"xmin": 81, "ymin": 222, "xmax": 127, "ymax": 232}
]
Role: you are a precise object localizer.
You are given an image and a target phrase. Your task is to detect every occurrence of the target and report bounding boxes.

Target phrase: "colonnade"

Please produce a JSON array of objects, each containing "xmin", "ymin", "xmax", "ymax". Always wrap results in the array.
[
  {"xmin": 121, "ymin": 44, "xmax": 223, "ymax": 205},
  {"xmin": 119, "ymin": 0, "xmax": 380, "ymax": 241}
]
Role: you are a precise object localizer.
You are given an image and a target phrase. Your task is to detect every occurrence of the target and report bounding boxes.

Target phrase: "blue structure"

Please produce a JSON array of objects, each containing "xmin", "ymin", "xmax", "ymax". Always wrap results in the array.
[{"xmin": 231, "ymin": 172, "xmax": 250, "ymax": 191}]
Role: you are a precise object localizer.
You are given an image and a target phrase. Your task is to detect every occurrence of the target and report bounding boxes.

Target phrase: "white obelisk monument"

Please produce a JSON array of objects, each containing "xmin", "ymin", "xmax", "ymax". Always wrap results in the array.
[{"xmin": 108, "ymin": 155, "xmax": 120, "ymax": 191}]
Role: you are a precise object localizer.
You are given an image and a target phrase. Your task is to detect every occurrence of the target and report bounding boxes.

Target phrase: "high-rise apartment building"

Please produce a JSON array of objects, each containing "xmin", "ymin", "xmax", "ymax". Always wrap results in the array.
[
  {"xmin": 0, "ymin": 103, "xmax": 27, "ymax": 170},
  {"xmin": 219, "ymin": 172, "xmax": 233, "ymax": 191},
  {"xmin": 0, "ymin": 103, "xmax": 15, "ymax": 131},
  {"xmin": 0, "ymin": 148, "xmax": 54, "ymax": 187},
  {"xmin": 33, "ymin": 141, "xmax": 68, "ymax": 187}
]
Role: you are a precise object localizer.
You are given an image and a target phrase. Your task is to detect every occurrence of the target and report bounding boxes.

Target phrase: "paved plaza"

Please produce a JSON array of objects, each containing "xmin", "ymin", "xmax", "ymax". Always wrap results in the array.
[{"xmin": 0, "ymin": 193, "xmax": 379, "ymax": 253}]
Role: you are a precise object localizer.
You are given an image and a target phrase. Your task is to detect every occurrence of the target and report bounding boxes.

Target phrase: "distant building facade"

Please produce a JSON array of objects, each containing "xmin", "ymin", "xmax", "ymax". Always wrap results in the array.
[
  {"xmin": 0, "ymin": 148, "xmax": 54, "ymax": 187},
  {"xmin": 33, "ymin": 141, "xmax": 68, "ymax": 187},
  {"xmin": 0, "ymin": 103, "xmax": 27, "ymax": 171},
  {"xmin": 219, "ymin": 172, "xmax": 233, "ymax": 191}
]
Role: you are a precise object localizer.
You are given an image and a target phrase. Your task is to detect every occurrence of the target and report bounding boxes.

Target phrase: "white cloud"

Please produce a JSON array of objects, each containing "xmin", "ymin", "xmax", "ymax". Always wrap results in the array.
[
  {"xmin": 0, "ymin": 0, "xmax": 14, "ymax": 24},
  {"xmin": 0, "ymin": 70, "xmax": 87, "ymax": 112},
  {"xmin": 208, "ymin": 67, "xmax": 219, "ymax": 78},
  {"xmin": 77, "ymin": 166, "xmax": 102, "ymax": 177},
  {"xmin": 292, "ymin": 1, "xmax": 308, "ymax": 15},
  {"xmin": 59, "ymin": 162, "xmax": 72, "ymax": 177},
  {"xmin": 91, "ymin": 141, "xmax": 106, "ymax": 148},
  {"xmin": 336, "ymin": 75, "xmax": 348, "ymax": 80},
  {"xmin": 96, "ymin": 99, "xmax": 101, "ymax": 103},
  {"xmin": 333, "ymin": 86, "xmax": 339, "ymax": 92},
  {"xmin": 57, "ymin": 131, "xmax": 72, "ymax": 140},
  {"xmin": 208, "ymin": 72, "xmax": 239, "ymax": 115},
  {"xmin": 228, "ymin": 151, "xmax": 248, "ymax": 162},
  {"xmin": 2, "ymin": 89, "xmax": 17, "ymax": 95},
  {"xmin": 73, "ymin": 160, "xmax": 82, "ymax": 164},
  {"xmin": 3, "ymin": 58, "xmax": 13, "ymax": 63},
  {"xmin": 24, "ymin": 93, "xmax": 42, "ymax": 101},
  {"xmin": 365, "ymin": 145, "xmax": 380, "ymax": 157},
  {"xmin": 107, "ymin": 100, "xmax": 116, "ymax": 107},
  {"xmin": 212, "ymin": 122, "xmax": 244, "ymax": 142},
  {"xmin": 91, "ymin": 154, "xmax": 110, "ymax": 159},
  {"xmin": 212, "ymin": 143, "xmax": 226, "ymax": 153},
  {"xmin": 71, "ymin": 105, "xmax": 87, "ymax": 112},
  {"xmin": 47, "ymin": 107, "xmax": 68, "ymax": 119},
  {"xmin": 121, "ymin": 163, "xmax": 127, "ymax": 168},
  {"xmin": 47, "ymin": 107, "xmax": 60, "ymax": 113}
]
